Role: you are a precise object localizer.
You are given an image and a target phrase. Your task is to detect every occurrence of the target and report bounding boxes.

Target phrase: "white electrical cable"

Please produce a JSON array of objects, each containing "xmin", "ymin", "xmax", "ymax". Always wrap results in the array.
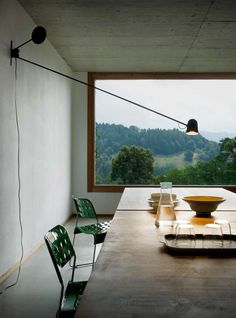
[{"xmin": 0, "ymin": 58, "xmax": 24, "ymax": 294}]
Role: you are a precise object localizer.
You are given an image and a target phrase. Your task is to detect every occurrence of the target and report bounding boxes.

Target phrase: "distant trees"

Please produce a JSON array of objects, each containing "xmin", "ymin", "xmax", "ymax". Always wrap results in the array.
[
  {"xmin": 95, "ymin": 122, "xmax": 236, "ymax": 185},
  {"xmin": 218, "ymin": 137, "xmax": 236, "ymax": 165},
  {"xmin": 111, "ymin": 145, "xmax": 154, "ymax": 184},
  {"xmin": 154, "ymin": 137, "xmax": 236, "ymax": 185},
  {"xmin": 96, "ymin": 123, "xmax": 219, "ymax": 158}
]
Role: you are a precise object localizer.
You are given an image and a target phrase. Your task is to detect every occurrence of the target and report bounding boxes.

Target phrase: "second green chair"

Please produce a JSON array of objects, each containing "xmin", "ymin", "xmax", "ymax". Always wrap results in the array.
[{"xmin": 72, "ymin": 196, "xmax": 111, "ymax": 268}]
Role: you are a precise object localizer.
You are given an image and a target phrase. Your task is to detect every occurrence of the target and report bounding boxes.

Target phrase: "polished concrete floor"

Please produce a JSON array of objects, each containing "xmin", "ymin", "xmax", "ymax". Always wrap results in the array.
[{"xmin": 0, "ymin": 216, "xmax": 112, "ymax": 318}]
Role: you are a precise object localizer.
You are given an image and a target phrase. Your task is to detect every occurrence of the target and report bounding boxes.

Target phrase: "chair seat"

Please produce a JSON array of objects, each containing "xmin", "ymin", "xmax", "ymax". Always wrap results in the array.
[
  {"xmin": 74, "ymin": 220, "xmax": 111, "ymax": 245},
  {"xmin": 60, "ymin": 281, "xmax": 87, "ymax": 316},
  {"xmin": 74, "ymin": 220, "xmax": 111, "ymax": 236}
]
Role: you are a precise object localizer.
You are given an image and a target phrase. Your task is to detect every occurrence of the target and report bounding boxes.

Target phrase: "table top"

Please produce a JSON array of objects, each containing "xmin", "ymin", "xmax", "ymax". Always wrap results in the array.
[
  {"xmin": 75, "ymin": 188, "xmax": 236, "ymax": 318},
  {"xmin": 117, "ymin": 187, "xmax": 236, "ymax": 211}
]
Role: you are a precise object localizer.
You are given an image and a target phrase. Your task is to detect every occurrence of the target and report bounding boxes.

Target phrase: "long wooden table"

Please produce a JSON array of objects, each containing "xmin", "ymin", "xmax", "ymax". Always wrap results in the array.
[{"xmin": 75, "ymin": 188, "xmax": 236, "ymax": 318}]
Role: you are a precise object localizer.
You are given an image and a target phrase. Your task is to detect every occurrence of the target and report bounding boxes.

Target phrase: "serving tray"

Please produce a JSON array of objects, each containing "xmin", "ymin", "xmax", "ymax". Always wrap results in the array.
[{"xmin": 164, "ymin": 233, "xmax": 236, "ymax": 256}]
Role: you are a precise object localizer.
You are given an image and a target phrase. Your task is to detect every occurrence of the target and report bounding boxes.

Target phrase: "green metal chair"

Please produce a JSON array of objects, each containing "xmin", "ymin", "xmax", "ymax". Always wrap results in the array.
[
  {"xmin": 44, "ymin": 225, "xmax": 87, "ymax": 318},
  {"xmin": 72, "ymin": 196, "xmax": 111, "ymax": 269}
]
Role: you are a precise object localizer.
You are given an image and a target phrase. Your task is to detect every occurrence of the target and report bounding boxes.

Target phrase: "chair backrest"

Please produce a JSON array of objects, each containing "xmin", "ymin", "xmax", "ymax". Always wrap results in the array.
[
  {"xmin": 44, "ymin": 225, "xmax": 76, "ymax": 287},
  {"xmin": 72, "ymin": 197, "xmax": 97, "ymax": 219}
]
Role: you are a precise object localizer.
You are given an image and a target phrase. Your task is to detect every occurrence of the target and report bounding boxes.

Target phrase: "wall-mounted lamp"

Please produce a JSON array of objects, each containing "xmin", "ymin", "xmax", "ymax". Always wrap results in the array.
[
  {"xmin": 10, "ymin": 26, "xmax": 46, "ymax": 64},
  {"xmin": 10, "ymin": 26, "xmax": 198, "ymax": 135}
]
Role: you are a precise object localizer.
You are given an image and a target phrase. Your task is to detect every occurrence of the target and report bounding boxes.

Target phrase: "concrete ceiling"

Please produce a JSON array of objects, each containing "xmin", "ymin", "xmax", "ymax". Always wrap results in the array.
[{"xmin": 18, "ymin": 0, "xmax": 236, "ymax": 72}]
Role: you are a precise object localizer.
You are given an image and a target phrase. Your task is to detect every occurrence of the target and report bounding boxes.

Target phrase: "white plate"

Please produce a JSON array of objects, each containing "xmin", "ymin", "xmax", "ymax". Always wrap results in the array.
[{"xmin": 148, "ymin": 199, "xmax": 179, "ymax": 206}]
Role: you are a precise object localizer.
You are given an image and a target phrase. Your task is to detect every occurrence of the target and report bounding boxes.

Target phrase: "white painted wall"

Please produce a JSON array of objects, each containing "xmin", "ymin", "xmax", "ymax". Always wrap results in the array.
[
  {"xmin": 0, "ymin": 0, "xmax": 72, "ymax": 277},
  {"xmin": 71, "ymin": 72, "xmax": 121, "ymax": 214}
]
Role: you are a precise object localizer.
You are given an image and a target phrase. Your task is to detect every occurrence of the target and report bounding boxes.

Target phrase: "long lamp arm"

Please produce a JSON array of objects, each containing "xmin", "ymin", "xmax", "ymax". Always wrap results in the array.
[{"xmin": 17, "ymin": 56, "xmax": 187, "ymax": 127}]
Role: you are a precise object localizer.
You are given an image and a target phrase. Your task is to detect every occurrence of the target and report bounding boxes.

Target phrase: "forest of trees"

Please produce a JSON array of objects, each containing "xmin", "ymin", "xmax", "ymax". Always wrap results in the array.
[{"xmin": 95, "ymin": 123, "xmax": 236, "ymax": 185}]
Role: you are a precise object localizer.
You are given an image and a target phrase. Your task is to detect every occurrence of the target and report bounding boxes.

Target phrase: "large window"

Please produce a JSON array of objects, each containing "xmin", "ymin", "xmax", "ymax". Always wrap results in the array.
[{"xmin": 88, "ymin": 73, "xmax": 236, "ymax": 192}]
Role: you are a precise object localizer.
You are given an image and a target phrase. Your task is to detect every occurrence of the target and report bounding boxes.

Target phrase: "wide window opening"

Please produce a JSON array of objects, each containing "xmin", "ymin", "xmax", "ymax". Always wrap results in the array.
[{"xmin": 88, "ymin": 73, "xmax": 236, "ymax": 192}]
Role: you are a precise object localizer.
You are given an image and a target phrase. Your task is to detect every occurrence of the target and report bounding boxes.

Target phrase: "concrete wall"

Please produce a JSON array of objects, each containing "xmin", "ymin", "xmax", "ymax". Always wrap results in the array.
[
  {"xmin": 71, "ymin": 72, "xmax": 121, "ymax": 214},
  {"xmin": 0, "ymin": 0, "xmax": 72, "ymax": 277}
]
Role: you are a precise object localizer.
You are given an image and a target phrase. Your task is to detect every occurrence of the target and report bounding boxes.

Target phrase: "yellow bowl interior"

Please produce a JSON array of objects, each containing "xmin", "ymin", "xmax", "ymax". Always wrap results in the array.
[{"xmin": 183, "ymin": 195, "xmax": 225, "ymax": 203}]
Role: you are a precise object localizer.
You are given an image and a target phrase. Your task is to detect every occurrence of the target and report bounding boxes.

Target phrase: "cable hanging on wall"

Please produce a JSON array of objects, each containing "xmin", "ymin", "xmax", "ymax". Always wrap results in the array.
[{"xmin": 1, "ymin": 58, "xmax": 24, "ymax": 294}]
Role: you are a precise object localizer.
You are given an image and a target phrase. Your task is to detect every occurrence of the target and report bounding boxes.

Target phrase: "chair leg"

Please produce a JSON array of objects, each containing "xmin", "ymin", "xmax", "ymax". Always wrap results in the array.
[
  {"xmin": 70, "ymin": 233, "xmax": 93, "ymax": 268},
  {"xmin": 92, "ymin": 244, "xmax": 97, "ymax": 270},
  {"xmin": 72, "ymin": 232, "xmax": 76, "ymax": 247},
  {"xmin": 69, "ymin": 233, "xmax": 77, "ymax": 268},
  {"xmin": 71, "ymin": 234, "xmax": 97, "ymax": 269},
  {"xmin": 56, "ymin": 308, "xmax": 61, "ymax": 318}
]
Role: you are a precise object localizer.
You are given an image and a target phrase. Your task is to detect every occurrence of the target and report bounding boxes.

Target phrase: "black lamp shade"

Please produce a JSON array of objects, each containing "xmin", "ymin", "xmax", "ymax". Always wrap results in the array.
[
  {"xmin": 31, "ymin": 26, "xmax": 47, "ymax": 44},
  {"xmin": 186, "ymin": 119, "xmax": 198, "ymax": 135}
]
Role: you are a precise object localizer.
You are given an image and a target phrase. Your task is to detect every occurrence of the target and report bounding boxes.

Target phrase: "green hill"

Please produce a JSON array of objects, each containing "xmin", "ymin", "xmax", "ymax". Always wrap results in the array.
[
  {"xmin": 96, "ymin": 123, "xmax": 219, "ymax": 159},
  {"xmin": 96, "ymin": 123, "xmax": 220, "ymax": 184}
]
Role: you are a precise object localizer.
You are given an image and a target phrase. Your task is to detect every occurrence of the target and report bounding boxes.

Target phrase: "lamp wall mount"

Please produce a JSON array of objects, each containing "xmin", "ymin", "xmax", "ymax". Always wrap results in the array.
[
  {"xmin": 10, "ymin": 40, "xmax": 19, "ymax": 64},
  {"xmin": 10, "ymin": 26, "xmax": 47, "ymax": 65}
]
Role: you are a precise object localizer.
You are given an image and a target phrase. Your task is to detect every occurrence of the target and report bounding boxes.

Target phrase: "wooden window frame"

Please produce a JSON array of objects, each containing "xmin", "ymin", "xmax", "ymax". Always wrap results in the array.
[{"xmin": 87, "ymin": 72, "xmax": 236, "ymax": 193}]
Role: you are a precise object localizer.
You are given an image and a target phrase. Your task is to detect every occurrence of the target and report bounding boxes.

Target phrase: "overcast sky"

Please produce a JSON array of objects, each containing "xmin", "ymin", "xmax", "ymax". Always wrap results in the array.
[{"xmin": 95, "ymin": 79, "xmax": 236, "ymax": 135}]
